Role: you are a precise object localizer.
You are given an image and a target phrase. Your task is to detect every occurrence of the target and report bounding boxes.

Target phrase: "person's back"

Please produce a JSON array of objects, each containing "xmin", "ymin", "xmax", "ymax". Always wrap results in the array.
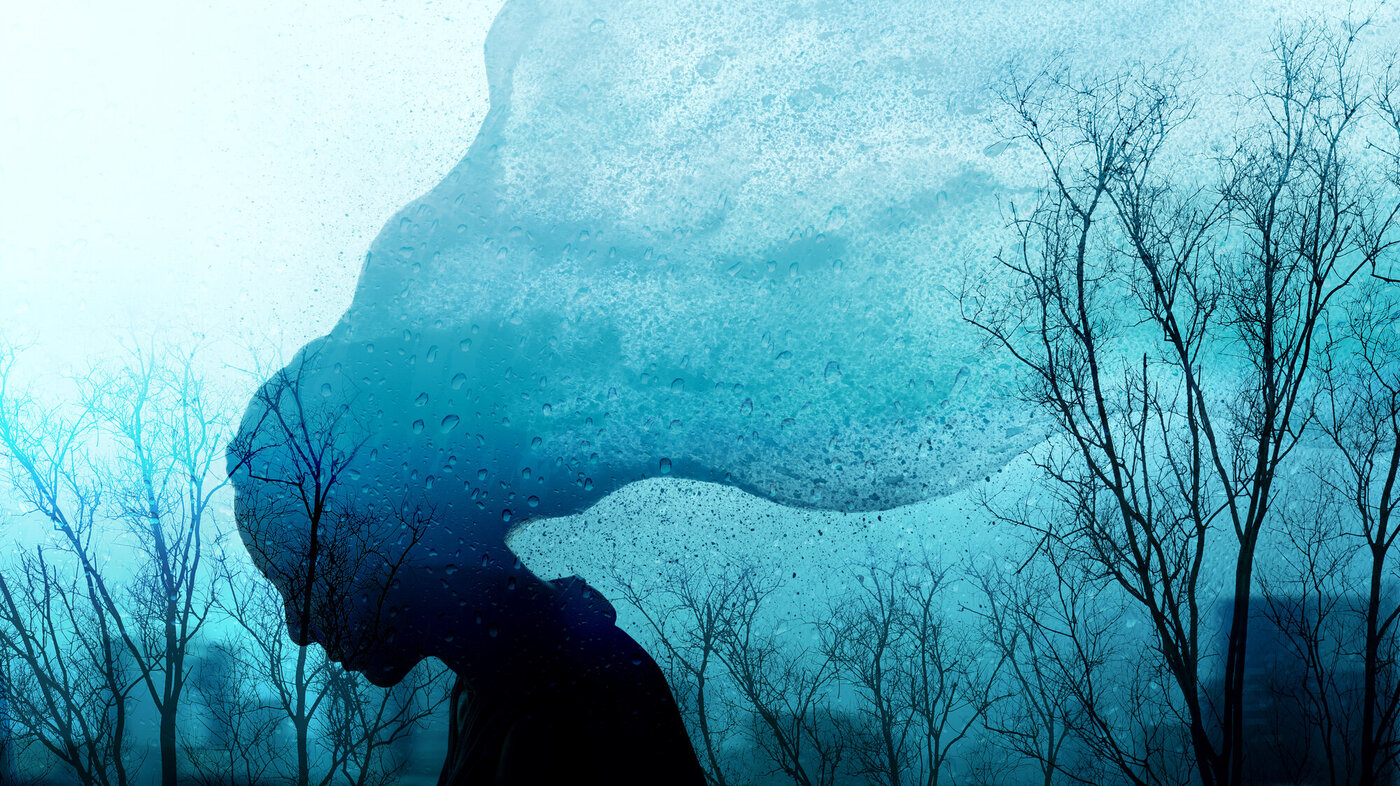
[{"xmin": 438, "ymin": 577, "xmax": 705, "ymax": 785}]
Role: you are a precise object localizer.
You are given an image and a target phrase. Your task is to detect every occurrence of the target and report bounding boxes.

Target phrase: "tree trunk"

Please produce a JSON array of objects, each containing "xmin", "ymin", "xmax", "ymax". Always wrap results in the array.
[
  {"xmin": 159, "ymin": 705, "xmax": 177, "ymax": 786},
  {"xmin": 296, "ymin": 643, "xmax": 311, "ymax": 786},
  {"xmin": 1360, "ymin": 547, "xmax": 1385, "ymax": 786},
  {"xmin": 1218, "ymin": 542, "xmax": 1259, "ymax": 786}
]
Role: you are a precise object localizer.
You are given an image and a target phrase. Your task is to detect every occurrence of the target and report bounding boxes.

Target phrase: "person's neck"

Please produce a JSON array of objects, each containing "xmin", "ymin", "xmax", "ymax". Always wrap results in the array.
[{"xmin": 431, "ymin": 560, "xmax": 584, "ymax": 696}]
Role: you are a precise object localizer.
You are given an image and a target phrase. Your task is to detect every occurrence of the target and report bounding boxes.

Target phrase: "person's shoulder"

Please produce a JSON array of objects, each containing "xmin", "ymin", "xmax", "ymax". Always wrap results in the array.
[{"xmin": 550, "ymin": 574, "xmax": 618, "ymax": 622}]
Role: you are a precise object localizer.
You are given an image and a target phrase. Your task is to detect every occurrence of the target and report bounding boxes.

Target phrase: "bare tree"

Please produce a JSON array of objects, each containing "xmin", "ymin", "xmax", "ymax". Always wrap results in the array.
[
  {"xmin": 961, "ymin": 22, "xmax": 1399, "ymax": 786},
  {"xmin": 967, "ymin": 556, "xmax": 1079, "ymax": 786},
  {"xmin": 973, "ymin": 531, "xmax": 1192, "ymax": 786},
  {"xmin": 1253, "ymin": 491, "xmax": 1361, "ymax": 786},
  {"xmin": 1307, "ymin": 273, "xmax": 1400, "ymax": 785},
  {"xmin": 609, "ymin": 556, "xmax": 751, "ymax": 786},
  {"xmin": 0, "ymin": 545, "xmax": 134, "ymax": 786},
  {"xmin": 207, "ymin": 554, "xmax": 338, "ymax": 786},
  {"xmin": 0, "ymin": 341, "xmax": 235, "ymax": 786},
  {"xmin": 0, "ymin": 657, "xmax": 19, "ymax": 786},
  {"xmin": 822, "ymin": 559, "xmax": 1001, "ymax": 786},
  {"xmin": 951, "ymin": 742, "xmax": 1019, "ymax": 786},
  {"xmin": 226, "ymin": 349, "xmax": 447, "ymax": 786},
  {"xmin": 0, "ymin": 339, "xmax": 439, "ymax": 786},
  {"xmin": 823, "ymin": 563, "xmax": 914, "ymax": 786},
  {"xmin": 182, "ymin": 638, "xmax": 287, "ymax": 786},
  {"xmin": 200, "ymin": 554, "xmax": 448, "ymax": 786},
  {"xmin": 613, "ymin": 556, "xmax": 848, "ymax": 786},
  {"xmin": 320, "ymin": 657, "xmax": 452, "ymax": 786},
  {"xmin": 719, "ymin": 569, "xmax": 845, "ymax": 786},
  {"xmin": 85, "ymin": 344, "xmax": 234, "ymax": 786},
  {"xmin": 225, "ymin": 354, "xmax": 368, "ymax": 786},
  {"xmin": 612, "ymin": 553, "xmax": 1004, "ymax": 786},
  {"xmin": 0, "ymin": 346, "xmax": 123, "ymax": 786},
  {"xmin": 0, "ymin": 342, "xmax": 237, "ymax": 786},
  {"xmin": 900, "ymin": 559, "xmax": 1002, "ymax": 786}
]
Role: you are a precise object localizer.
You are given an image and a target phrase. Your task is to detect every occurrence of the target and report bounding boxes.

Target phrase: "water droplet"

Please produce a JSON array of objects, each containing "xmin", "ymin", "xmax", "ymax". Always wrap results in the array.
[
  {"xmin": 531, "ymin": 436, "xmax": 542, "ymax": 448},
  {"xmin": 440, "ymin": 414, "xmax": 460, "ymax": 434},
  {"xmin": 320, "ymin": 382, "xmax": 333, "ymax": 397},
  {"xmin": 411, "ymin": 420, "xmax": 425, "ymax": 434},
  {"xmin": 521, "ymin": 467, "xmax": 531, "ymax": 481},
  {"xmin": 426, "ymin": 345, "xmax": 439, "ymax": 363},
  {"xmin": 671, "ymin": 378, "xmax": 685, "ymax": 393},
  {"xmin": 501, "ymin": 509, "xmax": 512, "ymax": 523},
  {"xmin": 825, "ymin": 361, "xmax": 842, "ymax": 382},
  {"xmin": 460, "ymin": 339, "xmax": 472, "ymax": 351},
  {"xmin": 507, "ymin": 576, "xmax": 517, "ymax": 590},
  {"xmin": 451, "ymin": 373, "xmax": 468, "ymax": 390},
  {"xmin": 825, "ymin": 205, "xmax": 847, "ymax": 232},
  {"xmin": 415, "ymin": 392, "xmax": 429, "ymax": 407},
  {"xmin": 528, "ymin": 495, "xmax": 539, "ymax": 508},
  {"xmin": 583, "ymin": 478, "xmax": 595, "ymax": 491},
  {"xmin": 659, "ymin": 457, "xmax": 673, "ymax": 474},
  {"xmin": 740, "ymin": 398, "xmax": 754, "ymax": 415},
  {"xmin": 477, "ymin": 469, "xmax": 488, "ymax": 481},
  {"xmin": 488, "ymin": 623, "xmax": 499, "ymax": 638},
  {"xmin": 542, "ymin": 403, "xmax": 553, "ymax": 415},
  {"xmin": 588, "ymin": 18, "xmax": 606, "ymax": 32}
]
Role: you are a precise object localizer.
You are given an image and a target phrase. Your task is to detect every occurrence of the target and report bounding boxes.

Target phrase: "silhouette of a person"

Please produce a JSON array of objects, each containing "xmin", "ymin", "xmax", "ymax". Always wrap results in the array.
[
  {"xmin": 438, "ymin": 575, "xmax": 704, "ymax": 784},
  {"xmin": 228, "ymin": 360, "xmax": 706, "ymax": 784},
  {"xmin": 227, "ymin": 0, "xmax": 1043, "ymax": 780}
]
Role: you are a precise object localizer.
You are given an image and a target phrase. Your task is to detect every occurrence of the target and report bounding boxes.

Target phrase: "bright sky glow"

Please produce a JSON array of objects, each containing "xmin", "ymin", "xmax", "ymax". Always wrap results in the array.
[{"xmin": 0, "ymin": 0, "xmax": 504, "ymax": 376}]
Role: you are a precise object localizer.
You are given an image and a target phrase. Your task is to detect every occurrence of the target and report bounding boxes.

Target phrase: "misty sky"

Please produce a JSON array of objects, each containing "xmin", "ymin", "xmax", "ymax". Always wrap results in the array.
[{"xmin": 0, "ymin": 0, "xmax": 503, "ymax": 375}]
